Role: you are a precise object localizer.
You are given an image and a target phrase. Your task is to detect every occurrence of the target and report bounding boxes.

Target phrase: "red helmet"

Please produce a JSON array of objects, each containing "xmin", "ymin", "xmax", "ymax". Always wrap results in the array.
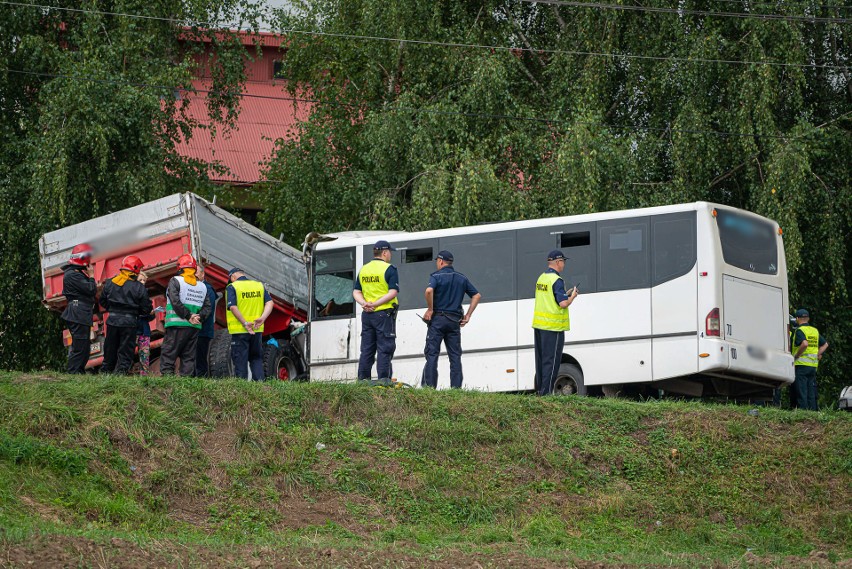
[
  {"xmin": 69, "ymin": 243, "xmax": 93, "ymax": 266},
  {"xmin": 177, "ymin": 254, "xmax": 197, "ymax": 270},
  {"xmin": 120, "ymin": 255, "xmax": 144, "ymax": 274}
]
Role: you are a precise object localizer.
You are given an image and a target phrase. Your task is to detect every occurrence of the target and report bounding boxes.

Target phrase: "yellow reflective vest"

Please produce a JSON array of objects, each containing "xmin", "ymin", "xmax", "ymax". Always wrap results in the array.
[
  {"xmin": 532, "ymin": 272, "xmax": 571, "ymax": 331},
  {"xmin": 226, "ymin": 279, "xmax": 267, "ymax": 334},
  {"xmin": 794, "ymin": 325, "xmax": 821, "ymax": 368},
  {"xmin": 358, "ymin": 259, "xmax": 397, "ymax": 312}
]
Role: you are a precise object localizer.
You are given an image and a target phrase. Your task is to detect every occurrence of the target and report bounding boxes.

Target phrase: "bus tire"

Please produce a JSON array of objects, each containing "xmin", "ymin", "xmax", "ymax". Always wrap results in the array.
[
  {"xmin": 554, "ymin": 363, "xmax": 586, "ymax": 396},
  {"xmin": 209, "ymin": 329, "xmax": 234, "ymax": 378},
  {"xmin": 263, "ymin": 342, "xmax": 299, "ymax": 381}
]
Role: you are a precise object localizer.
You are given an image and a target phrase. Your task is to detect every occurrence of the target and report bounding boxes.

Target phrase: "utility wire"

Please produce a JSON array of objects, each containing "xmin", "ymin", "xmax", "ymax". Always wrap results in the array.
[
  {"xmin": 6, "ymin": 68, "xmax": 848, "ymax": 140},
  {"xmin": 523, "ymin": 0, "xmax": 852, "ymax": 23},
  {"xmin": 709, "ymin": 0, "xmax": 851, "ymax": 10},
  {"xmin": 1, "ymin": 1, "xmax": 848, "ymax": 70}
]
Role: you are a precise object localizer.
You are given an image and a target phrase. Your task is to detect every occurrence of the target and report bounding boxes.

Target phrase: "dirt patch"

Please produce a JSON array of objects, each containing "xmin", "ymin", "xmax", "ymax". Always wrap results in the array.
[
  {"xmin": 0, "ymin": 534, "xmax": 650, "ymax": 568},
  {"xmin": 17, "ymin": 496, "xmax": 66, "ymax": 524}
]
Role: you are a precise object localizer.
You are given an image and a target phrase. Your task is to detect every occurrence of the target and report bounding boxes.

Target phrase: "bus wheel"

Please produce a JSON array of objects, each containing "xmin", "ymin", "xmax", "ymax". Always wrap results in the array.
[
  {"xmin": 263, "ymin": 342, "xmax": 298, "ymax": 381},
  {"xmin": 554, "ymin": 363, "xmax": 586, "ymax": 396}
]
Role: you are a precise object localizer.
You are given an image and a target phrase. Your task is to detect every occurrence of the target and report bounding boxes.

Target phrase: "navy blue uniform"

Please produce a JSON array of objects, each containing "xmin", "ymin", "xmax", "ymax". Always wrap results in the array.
[
  {"xmin": 60, "ymin": 264, "xmax": 97, "ymax": 374},
  {"xmin": 227, "ymin": 276, "xmax": 271, "ymax": 380},
  {"xmin": 354, "ymin": 264, "xmax": 400, "ymax": 380},
  {"xmin": 422, "ymin": 267, "xmax": 479, "ymax": 389},
  {"xmin": 533, "ymin": 268, "xmax": 571, "ymax": 396},
  {"xmin": 792, "ymin": 328, "xmax": 827, "ymax": 410},
  {"xmin": 195, "ymin": 280, "xmax": 217, "ymax": 377}
]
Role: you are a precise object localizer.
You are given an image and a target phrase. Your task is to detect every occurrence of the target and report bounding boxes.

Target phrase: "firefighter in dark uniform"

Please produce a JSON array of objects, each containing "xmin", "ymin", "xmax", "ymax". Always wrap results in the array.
[
  {"xmin": 532, "ymin": 250, "xmax": 579, "ymax": 396},
  {"xmin": 60, "ymin": 243, "xmax": 97, "ymax": 374},
  {"xmin": 100, "ymin": 255, "xmax": 153, "ymax": 374},
  {"xmin": 353, "ymin": 240, "xmax": 399, "ymax": 381},
  {"xmin": 791, "ymin": 308, "xmax": 829, "ymax": 411},
  {"xmin": 422, "ymin": 250, "xmax": 481, "ymax": 389}
]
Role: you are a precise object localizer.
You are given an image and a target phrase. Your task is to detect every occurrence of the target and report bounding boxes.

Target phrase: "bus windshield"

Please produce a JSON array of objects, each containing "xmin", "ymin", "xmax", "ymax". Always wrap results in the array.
[{"xmin": 716, "ymin": 209, "xmax": 778, "ymax": 275}]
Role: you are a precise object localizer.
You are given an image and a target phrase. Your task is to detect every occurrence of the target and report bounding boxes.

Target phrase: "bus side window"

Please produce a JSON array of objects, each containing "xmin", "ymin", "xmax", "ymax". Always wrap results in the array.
[
  {"xmin": 598, "ymin": 217, "xmax": 650, "ymax": 292},
  {"xmin": 313, "ymin": 248, "xmax": 356, "ymax": 320},
  {"xmin": 388, "ymin": 240, "xmax": 437, "ymax": 311},
  {"xmin": 652, "ymin": 213, "xmax": 696, "ymax": 285},
  {"xmin": 441, "ymin": 231, "xmax": 516, "ymax": 302}
]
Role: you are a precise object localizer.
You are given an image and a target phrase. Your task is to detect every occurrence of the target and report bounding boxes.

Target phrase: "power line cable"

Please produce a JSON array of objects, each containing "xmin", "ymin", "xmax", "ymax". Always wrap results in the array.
[
  {"xmin": 1, "ymin": 1, "xmax": 848, "ymax": 70},
  {"xmin": 709, "ymin": 0, "xmax": 851, "ymax": 11},
  {"xmin": 522, "ymin": 0, "xmax": 852, "ymax": 23},
  {"xmin": 6, "ymin": 68, "xmax": 848, "ymax": 140}
]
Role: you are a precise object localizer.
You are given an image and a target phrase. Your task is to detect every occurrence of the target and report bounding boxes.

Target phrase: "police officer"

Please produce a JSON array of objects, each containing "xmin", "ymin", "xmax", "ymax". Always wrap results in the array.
[
  {"xmin": 532, "ymin": 250, "xmax": 579, "ymax": 396},
  {"xmin": 791, "ymin": 308, "xmax": 829, "ymax": 411},
  {"xmin": 101, "ymin": 255, "xmax": 153, "ymax": 374},
  {"xmin": 161, "ymin": 254, "xmax": 211, "ymax": 376},
  {"xmin": 60, "ymin": 243, "xmax": 97, "ymax": 374},
  {"xmin": 226, "ymin": 267, "xmax": 273, "ymax": 380},
  {"xmin": 353, "ymin": 240, "xmax": 399, "ymax": 381},
  {"xmin": 422, "ymin": 250, "xmax": 481, "ymax": 389}
]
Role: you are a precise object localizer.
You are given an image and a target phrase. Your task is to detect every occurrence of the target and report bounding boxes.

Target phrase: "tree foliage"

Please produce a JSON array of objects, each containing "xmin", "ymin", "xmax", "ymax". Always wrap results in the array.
[
  {"xmin": 261, "ymin": 0, "xmax": 851, "ymax": 402},
  {"xmin": 0, "ymin": 0, "xmax": 262, "ymax": 369}
]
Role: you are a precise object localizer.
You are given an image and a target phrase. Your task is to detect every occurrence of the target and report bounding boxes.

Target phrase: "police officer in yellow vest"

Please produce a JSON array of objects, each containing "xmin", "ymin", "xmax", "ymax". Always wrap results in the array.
[
  {"xmin": 532, "ymin": 250, "xmax": 579, "ymax": 396},
  {"xmin": 791, "ymin": 308, "xmax": 829, "ymax": 411},
  {"xmin": 353, "ymin": 240, "xmax": 400, "ymax": 381},
  {"xmin": 226, "ymin": 267, "xmax": 273, "ymax": 380}
]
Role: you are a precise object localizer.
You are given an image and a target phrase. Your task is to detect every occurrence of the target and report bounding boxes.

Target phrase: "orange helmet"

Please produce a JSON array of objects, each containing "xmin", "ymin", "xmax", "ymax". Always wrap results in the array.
[
  {"xmin": 177, "ymin": 254, "xmax": 197, "ymax": 270},
  {"xmin": 69, "ymin": 243, "xmax": 93, "ymax": 266},
  {"xmin": 121, "ymin": 255, "xmax": 144, "ymax": 274}
]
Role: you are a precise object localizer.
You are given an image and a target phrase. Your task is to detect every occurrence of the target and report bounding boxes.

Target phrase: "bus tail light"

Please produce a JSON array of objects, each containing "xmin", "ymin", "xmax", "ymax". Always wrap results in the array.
[{"xmin": 706, "ymin": 308, "xmax": 721, "ymax": 337}]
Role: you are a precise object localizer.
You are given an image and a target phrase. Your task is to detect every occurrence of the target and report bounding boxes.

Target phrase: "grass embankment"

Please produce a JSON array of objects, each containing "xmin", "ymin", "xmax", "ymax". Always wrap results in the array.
[{"xmin": 0, "ymin": 372, "xmax": 850, "ymax": 568}]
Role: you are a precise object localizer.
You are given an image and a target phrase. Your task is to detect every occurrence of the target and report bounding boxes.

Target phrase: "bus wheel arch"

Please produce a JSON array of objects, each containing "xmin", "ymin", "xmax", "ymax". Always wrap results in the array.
[{"xmin": 554, "ymin": 356, "xmax": 587, "ymax": 396}]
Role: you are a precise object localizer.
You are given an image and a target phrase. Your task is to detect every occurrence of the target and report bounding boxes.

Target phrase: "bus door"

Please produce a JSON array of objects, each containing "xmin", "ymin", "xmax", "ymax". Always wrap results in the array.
[
  {"xmin": 650, "ymin": 213, "xmax": 699, "ymax": 381},
  {"xmin": 590, "ymin": 218, "xmax": 653, "ymax": 385},
  {"xmin": 310, "ymin": 248, "xmax": 357, "ymax": 370}
]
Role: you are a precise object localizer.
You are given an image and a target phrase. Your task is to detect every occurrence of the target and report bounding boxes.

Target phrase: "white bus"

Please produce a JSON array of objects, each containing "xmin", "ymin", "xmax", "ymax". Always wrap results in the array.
[{"xmin": 304, "ymin": 202, "xmax": 794, "ymax": 398}]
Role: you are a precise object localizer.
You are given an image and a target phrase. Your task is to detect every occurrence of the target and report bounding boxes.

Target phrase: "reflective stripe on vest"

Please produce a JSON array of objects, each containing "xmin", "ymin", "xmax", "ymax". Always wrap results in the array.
[
  {"xmin": 358, "ymin": 259, "xmax": 397, "ymax": 311},
  {"xmin": 532, "ymin": 272, "xmax": 571, "ymax": 331},
  {"xmin": 165, "ymin": 275, "xmax": 207, "ymax": 329},
  {"xmin": 226, "ymin": 280, "xmax": 267, "ymax": 334},
  {"xmin": 794, "ymin": 325, "xmax": 820, "ymax": 368}
]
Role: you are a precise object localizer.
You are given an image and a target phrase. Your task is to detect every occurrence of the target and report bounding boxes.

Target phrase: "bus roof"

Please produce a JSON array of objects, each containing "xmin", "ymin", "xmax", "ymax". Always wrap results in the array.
[{"xmin": 315, "ymin": 201, "xmax": 775, "ymax": 250}]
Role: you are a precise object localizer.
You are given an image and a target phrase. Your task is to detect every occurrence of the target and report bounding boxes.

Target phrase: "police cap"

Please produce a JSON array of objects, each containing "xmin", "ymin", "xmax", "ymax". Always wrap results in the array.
[
  {"xmin": 436, "ymin": 250, "xmax": 454, "ymax": 262},
  {"xmin": 228, "ymin": 267, "xmax": 244, "ymax": 278},
  {"xmin": 795, "ymin": 308, "xmax": 809, "ymax": 318},
  {"xmin": 547, "ymin": 250, "xmax": 567, "ymax": 261},
  {"xmin": 373, "ymin": 240, "xmax": 396, "ymax": 251}
]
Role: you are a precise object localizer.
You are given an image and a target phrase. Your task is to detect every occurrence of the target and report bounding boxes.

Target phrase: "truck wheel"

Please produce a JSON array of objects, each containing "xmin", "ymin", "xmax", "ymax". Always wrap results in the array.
[
  {"xmin": 553, "ymin": 363, "xmax": 586, "ymax": 396},
  {"xmin": 209, "ymin": 329, "xmax": 234, "ymax": 378},
  {"xmin": 263, "ymin": 342, "xmax": 298, "ymax": 381}
]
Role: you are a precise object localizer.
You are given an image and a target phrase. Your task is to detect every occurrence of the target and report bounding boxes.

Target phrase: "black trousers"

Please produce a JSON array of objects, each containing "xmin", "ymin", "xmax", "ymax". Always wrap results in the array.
[
  {"xmin": 102, "ymin": 325, "xmax": 137, "ymax": 374},
  {"xmin": 66, "ymin": 321, "xmax": 91, "ymax": 374},
  {"xmin": 231, "ymin": 332, "xmax": 264, "ymax": 380},
  {"xmin": 534, "ymin": 329, "xmax": 565, "ymax": 396},
  {"xmin": 160, "ymin": 327, "xmax": 199, "ymax": 376},
  {"xmin": 194, "ymin": 335, "xmax": 213, "ymax": 377}
]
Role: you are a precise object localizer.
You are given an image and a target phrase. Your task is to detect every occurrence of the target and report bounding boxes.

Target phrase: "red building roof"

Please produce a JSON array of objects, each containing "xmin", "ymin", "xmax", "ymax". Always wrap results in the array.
[{"xmin": 175, "ymin": 79, "xmax": 310, "ymax": 185}]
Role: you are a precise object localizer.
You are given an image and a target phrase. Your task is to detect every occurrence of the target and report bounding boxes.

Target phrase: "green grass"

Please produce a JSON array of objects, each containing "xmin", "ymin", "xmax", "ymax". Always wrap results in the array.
[{"xmin": 0, "ymin": 371, "xmax": 850, "ymax": 567}]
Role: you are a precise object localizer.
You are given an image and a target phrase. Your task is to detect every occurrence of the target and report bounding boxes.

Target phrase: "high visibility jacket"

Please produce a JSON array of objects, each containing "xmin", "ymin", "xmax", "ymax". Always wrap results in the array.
[
  {"xmin": 226, "ymin": 279, "xmax": 267, "ymax": 334},
  {"xmin": 532, "ymin": 272, "xmax": 571, "ymax": 331},
  {"xmin": 794, "ymin": 325, "xmax": 821, "ymax": 368},
  {"xmin": 165, "ymin": 276, "xmax": 207, "ymax": 329},
  {"xmin": 358, "ymin": 260, "xmax": 398, "ymax": 311}
]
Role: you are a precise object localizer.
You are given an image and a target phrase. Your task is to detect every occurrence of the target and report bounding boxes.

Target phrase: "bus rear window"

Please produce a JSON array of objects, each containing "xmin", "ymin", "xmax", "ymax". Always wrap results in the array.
[{"xmin": 716, "ymin": 209, "xmax": 778, "ymax": 275}]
